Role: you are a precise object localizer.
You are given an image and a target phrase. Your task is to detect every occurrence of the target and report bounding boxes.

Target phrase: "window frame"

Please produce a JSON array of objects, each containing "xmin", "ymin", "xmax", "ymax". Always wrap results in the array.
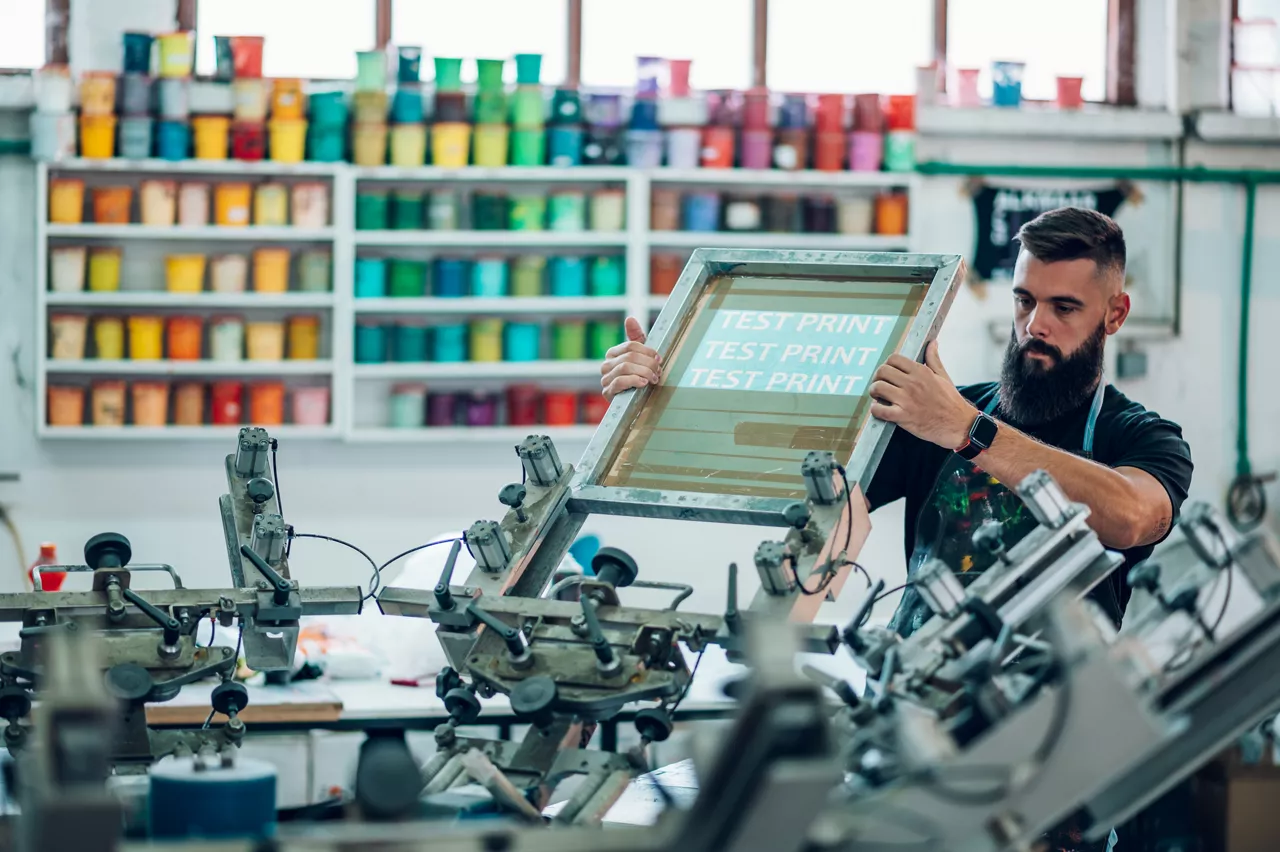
[{"xmin": 0, "ymin": 0, "xmax": 66, "ymax": 74}]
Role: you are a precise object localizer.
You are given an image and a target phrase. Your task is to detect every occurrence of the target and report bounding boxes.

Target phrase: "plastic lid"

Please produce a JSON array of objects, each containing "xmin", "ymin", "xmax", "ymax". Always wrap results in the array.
[{"xmin": 39, "ymin": 543, "xmax": 57, "ymax": 559}]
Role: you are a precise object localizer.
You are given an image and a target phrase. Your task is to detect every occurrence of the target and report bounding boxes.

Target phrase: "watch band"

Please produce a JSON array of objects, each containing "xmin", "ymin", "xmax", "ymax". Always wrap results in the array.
[{"xmin": 956, "ymin": 412, "xmax": 998, "ymax": 460}]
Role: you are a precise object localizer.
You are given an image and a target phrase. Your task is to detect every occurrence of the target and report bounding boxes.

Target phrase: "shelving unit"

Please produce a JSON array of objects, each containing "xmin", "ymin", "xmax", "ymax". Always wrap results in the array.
[{"xmin": 36, "ymin": 160, "xmax": 917, "ymax": 443}]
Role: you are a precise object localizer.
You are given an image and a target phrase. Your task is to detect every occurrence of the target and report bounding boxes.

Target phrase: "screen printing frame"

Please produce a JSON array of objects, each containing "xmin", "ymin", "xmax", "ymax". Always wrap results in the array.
[{"xmin": 567, "ymin": 248, "xmax": 965, "ymax": 527}]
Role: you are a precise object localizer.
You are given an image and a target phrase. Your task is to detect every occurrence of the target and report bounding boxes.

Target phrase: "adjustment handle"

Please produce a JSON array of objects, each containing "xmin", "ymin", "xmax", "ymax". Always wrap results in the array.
[
  {"xmin": 239, "ymin": 544, "xmax": 293, "ymax": 605},
  {"xmin": 121, "ymin": 588, "xmax": 181, "ymax": 646},
  {"xmin": 434, "ymin": 540, "xmax": 463, "ymax": 611}
]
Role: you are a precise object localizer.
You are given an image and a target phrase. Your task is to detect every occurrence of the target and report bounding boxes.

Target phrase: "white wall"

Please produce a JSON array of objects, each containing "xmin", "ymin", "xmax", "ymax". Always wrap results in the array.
[{"xmin": 1, "ymin": 0, "xmax": 1277, "ymax": 643}]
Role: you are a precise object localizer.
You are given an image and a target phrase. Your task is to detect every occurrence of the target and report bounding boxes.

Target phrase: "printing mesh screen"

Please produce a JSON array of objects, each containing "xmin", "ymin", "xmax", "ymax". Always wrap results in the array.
[{"xmin": 599, "ymin": 274, "xmax": 928, "ymax": 498}]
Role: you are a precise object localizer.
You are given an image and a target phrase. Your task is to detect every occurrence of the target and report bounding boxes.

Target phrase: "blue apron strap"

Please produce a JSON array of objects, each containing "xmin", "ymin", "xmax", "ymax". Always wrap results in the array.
[{"xmin": 983, "ymin": 380, "xmax": 1106, "ymax": 452}]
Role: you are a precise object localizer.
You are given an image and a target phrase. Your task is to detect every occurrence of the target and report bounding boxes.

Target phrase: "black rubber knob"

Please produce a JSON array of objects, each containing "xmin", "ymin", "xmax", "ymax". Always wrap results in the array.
[
  {"xmin": 499, "ymin": 483, "xmax": 527, "ymax": 509},
  {"xmin": 1127, "ymin": 561, "xmax": 1162, "ymax": 593},
  {"xmin": 355, "ymin": 731, "xmax": 422, "ymax": 822},
  {"xmin": 104, "ymin": 663, "xmax": 152, "ymax": 702},
  {"xmin": 246, "ymin": 478, "xmax": 275, "ymax": 505},
  {"xmin": 591, "ymin": 547, "xmax": 639, "ymax": 589},
  {"xmin": 435, "ymin": 666, "xmax": 463, "ymax": 700},
  {"xmin": 0, "ymin": 686, "xmax": 31, "ymax": 721},
  {"xmin": 211, "ymin": 681, "xmax": 250, "ymax": 716},
  {"xmin": 783, "ymin": 502, "xmax": 811, "ymax": 531},
  {"xmin": 85, "ymin": 532, "xmax": 132, "ymax": 571},
  {"xmin": 443, "ymin": 687, "xmax": 481, "ymax": 724},
  {"xmin": 510, "ymin": 676, "xmax": 558, "ymax": 729},
  {"xmin": 634, "ymin": 708, "xmax": 673, "ymax": 742}
]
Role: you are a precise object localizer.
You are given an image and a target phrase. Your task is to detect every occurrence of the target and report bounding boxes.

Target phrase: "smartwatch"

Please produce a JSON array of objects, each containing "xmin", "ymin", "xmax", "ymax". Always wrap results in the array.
[{"xmin": 956, "ymin": 412, "xmax": 999, "ymax": 461}]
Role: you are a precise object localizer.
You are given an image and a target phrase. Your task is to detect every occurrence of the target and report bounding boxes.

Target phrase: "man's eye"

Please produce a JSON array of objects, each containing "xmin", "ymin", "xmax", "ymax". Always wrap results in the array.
[{"xmin": 1055, "ymin": 305, "xmax": 1077, "ymax": 315}]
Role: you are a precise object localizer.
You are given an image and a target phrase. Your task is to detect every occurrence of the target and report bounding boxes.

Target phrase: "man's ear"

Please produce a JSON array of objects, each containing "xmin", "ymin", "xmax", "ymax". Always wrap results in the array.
[{"xmin": 1106, "ymin": 291, "xmax": 1131, "ymax": 335}]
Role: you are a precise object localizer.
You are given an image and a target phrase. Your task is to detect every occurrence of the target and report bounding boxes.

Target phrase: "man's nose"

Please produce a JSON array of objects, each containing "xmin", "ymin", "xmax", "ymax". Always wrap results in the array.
[{"xmin": 1025, "ymin": 306, "xmax": 1051, "ymax": 339}]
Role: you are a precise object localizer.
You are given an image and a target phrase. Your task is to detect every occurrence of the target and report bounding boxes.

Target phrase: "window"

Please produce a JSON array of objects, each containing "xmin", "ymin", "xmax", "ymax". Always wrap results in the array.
[
  {"xmin": 947, "ymin": 0, "xmax": 1109, "ymax": 102},
  {"xmin": 393, "ymin": 0, "xmax": 568, "ymax": 85},
  {"xmin": 768, "ymin": 0, "xmax": 932, "ymax": 94},
  {"xmin": 1, "ymin": 0, "xmax": 45, "ymax": 69},
  {"xmin": 582, "ymin": 0, "xmax": 751, "ymax": 90},
  {"xmin": 195, "ymin": 0, "xmax": 376, "ymax": 79}
]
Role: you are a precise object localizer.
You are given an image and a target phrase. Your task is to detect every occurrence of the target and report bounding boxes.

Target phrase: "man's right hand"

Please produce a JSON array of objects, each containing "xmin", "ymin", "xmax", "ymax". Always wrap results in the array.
[{"xmin": 600, "ymin": 317, "xmax": 662, "ymax": 402}]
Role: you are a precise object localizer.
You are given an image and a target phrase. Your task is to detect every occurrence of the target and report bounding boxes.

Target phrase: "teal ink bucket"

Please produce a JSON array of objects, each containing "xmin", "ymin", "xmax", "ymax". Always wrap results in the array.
[
  {"xmin": 389, "ymin": 259, "xmax": 427, "ymax": 298},
  {"xmin": 434, "ymin": 259, "xmax": 468, "ymax": 297},
  {"xmin": 471, "ymin": 259, "xmax": 509, "ymax": 297},
  {"xmin": 550, "ymin": 257, "xmax": 587, "ymax": 297},
  {"xmin": 308, "ymin": 125, "xmax": 345, "ymax": 162},
  {"xmin": 154, "ymin": 121, "xmax": 189, "ymax": 160},
  {"xmin": 392, "ymin": 324, "xmax": 428, "ymax": 362},
  {"xmin": 514, "ymin": 53, "xmax": 542, "ymax": 85},
  {"xmin": 504, "ymin": 323, "xmax": 542, "ymax": 362},
  {"xmin": 547, "ymin": 192, "xmax": 587, "ymax": 231},
  {"xmin": 397, "ymin": 46, "xmax": 423, "ymax": 83},
  {"xmin": 510, "ymin": 129, "xmax": 545, "ymax": 166},
  {"xmin": 356, "ymin": 50, "xmax": 387, "ymax": 92},
  {"xmin": 123, "ymin": 32, "xmax": 154, "ymax": 75},
  {"xmin": 476, "ymin": 59, "xmax": 505, "ymax": 91},
  {"xmin": 590, "ymin": 256, "xmax": 624, "ymax": 296},
  {"xmin": 355, "ymin": 323, "xmax": 387, "ymax": 363},
  {"xmin": 356, "ymin": 192, "xmax": 389, "ymax": 230},
  {"xmin": 432, "ymin": 324, "xmax": 467, "ymax": 362},
  {"xmin": 433, "ymin": 57, "xmax": 463, "ymax": 91},
  {"xmin": 355, "ymin": 258, "xmax": 387, "ymax": 298},
  {"xmin": 389, "ymin": 384, "xmax": 427, "ymax": 427},
  {"xmin": 309, "ymin": 91, "xmax": 349, "ymax": 126},
  {"xmin": 391, "ymin": 191, "xmax": 425, "ymax": 230}
]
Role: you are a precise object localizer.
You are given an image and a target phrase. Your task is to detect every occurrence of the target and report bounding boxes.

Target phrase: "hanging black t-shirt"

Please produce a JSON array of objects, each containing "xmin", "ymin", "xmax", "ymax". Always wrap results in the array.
[
  {"xmin": 864, "ymin": 381, "xmax": 1194, "ymax": 625},
  {"xmin": 971, "ymin": 186, "xmax": 1128, "ymax": 281}
]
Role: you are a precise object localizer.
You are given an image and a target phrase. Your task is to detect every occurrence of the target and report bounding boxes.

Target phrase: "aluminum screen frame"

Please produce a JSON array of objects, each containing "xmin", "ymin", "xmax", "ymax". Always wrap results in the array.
[{"xmin": 567, "ymin": 249, "xmax": 965, "ymax": 527}]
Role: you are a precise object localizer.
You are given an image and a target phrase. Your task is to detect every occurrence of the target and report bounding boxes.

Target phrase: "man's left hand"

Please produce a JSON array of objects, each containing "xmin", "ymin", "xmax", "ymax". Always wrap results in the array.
[{"xmin": 868, "ymin": 341, "xmax": 977, "ymax": 450}]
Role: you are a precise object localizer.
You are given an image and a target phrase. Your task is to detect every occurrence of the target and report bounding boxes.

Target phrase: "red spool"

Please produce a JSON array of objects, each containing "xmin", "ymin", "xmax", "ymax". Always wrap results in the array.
[
  {"xmin": 211, "ymin": 380, "xmax": 243, "ymax": 425},
  {"xmin": 543, "ymin": 391, "xmax": 579, "ymax": 426},
  {"xmin": 231, "ymin": 121, "xmax": 266, "ymax": 161},
  {"xmin": 700, "ymin": 126, "xmax": 736, "ymax": 168},
  {"xmin": 506, "ymin": 384, "xmax": 541, "ymax": 426}
]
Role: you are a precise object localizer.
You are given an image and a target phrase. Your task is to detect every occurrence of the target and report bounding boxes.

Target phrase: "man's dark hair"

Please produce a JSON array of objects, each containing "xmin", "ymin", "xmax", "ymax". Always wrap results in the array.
[{"xmin": 1015, "ymin": 207, "xmax": 1126, "ymax": 276}]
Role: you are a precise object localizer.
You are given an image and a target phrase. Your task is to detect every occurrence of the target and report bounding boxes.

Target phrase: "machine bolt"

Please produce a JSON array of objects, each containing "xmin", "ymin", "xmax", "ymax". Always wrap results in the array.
[
  {"xmin": 256, "ymin": 580, "xmax": 270, "ymax": 590},
  {"xmin": 158, "ymin": 642, "xmax": 181, "ymax": 662},
  {"xmin": 570, "ymin": 613, "xmax": 590, "ymax": 637}
]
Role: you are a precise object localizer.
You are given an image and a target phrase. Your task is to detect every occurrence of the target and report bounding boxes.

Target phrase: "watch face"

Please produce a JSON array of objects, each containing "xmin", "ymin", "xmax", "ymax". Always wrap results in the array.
[{"xmin": 972, "ymin": 414, "xmax": 999, "ymax": 448}]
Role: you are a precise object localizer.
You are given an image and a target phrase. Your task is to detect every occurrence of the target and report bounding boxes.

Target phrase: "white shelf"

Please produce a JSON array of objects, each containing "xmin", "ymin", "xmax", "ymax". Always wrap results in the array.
[
  {"xmin": 47, "ymin": 225, "xmax": 335, "ymax": 241},
  {"xmin": 354, "ymin": 231, "xmax": 627, "ymax": 248},
  {"xmin": 916, "ymin": 105, "xmax": 1183, "ymax": 140},
  {"xmin": 39, "ymin": 425, "xmax": 339, "ymax": 440},
  {"xmin": 348, "ymin": 425, "xmax": 598, "ymax": 443},
  {"xmin": 647, "ymin": 168, "xmax": 914, "ymax": 187},
  {"xmin": 353, "ymin": 361, "xmax": 600, "ymax": 381},
  {"xmin": 45, "ymin": 359, "xmax": 334, "ymax": 376},
  {"xmin": 647, "ymin": 232, "xmax": 909, "ymax": 251},
  {"xmin": 1194, "ymin": 111, "xmax": 1280, "ymax": 142},
  {"xmin": 352, "ymin": 296, "xmax": 627, "ymax": 315},
  {"xmin": 46, "ymin": 292, "xmax": 334, "ymax": 308},
  {"xmin": 49, "ymin": 158, "xmax": 341, "ymax": 176},
  {"xmin": 352, "ymin": 166, "xmax": 632, "ymax": 182}
]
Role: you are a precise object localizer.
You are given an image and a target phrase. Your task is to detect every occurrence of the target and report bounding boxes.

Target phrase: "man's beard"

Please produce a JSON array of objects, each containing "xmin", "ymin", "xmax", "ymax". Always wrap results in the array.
[{"xmin": 999, "ymin": 322, "xmax": 1106, "ymax": 427}]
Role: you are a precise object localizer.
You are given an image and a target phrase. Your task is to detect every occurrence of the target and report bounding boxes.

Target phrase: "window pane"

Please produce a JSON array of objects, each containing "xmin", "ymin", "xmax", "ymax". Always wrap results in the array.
[
  {"xmin": 768, "ymin": 1, "xmax": 932, "ymax": 94},
  {"xmin": 582, "ymin": 0, "xmax": 751, "ymax": 90},
  {"xmin": 0, "ymin": 0, "xmax": 44, "ymax": 69},
  {"xmin": 948, "ymin": 0, "xmax": 1108, "ymax": 101},
  {"xmin": 196, "ymin": 0, "xmax": 376, "ymax": 79},
  {"xmin": 393, "ymin": 0, "xmax": 567, "ymax": 85}
]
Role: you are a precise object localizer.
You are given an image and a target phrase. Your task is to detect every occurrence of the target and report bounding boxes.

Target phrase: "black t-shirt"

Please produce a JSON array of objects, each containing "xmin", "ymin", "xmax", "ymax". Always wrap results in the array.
[{"xmin": 865, "ymin": 381, "xmax": 1194, "ymax": 626}]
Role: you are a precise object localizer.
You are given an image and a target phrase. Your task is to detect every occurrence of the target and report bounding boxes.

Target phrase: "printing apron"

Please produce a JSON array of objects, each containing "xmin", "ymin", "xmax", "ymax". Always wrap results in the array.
[
  {"xmin": 884, "ymin": 382, "xmax": 1115, "ymax": 852},
  {"xmin": 886, "ymin": 381, "xmax": 1106, "ymax": 641}
]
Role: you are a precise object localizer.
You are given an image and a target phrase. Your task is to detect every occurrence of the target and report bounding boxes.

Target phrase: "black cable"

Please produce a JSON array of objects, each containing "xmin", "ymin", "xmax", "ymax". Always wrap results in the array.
[
  {"xmin": 290, "ymin": 532, "xmax": 381, "ymax": 601},
  {"xmin": 837, "ymin": 463, "xmax": 854, "ymax": 557},
  {"xmin": 205, "ymin": 623, "xmax": 244, "ymax": 731},
  {"xmin": 378, "ymin": 538, "xmax": 465, "ymax": 574},
  {"xmin": 669, "ymin": 647, "xmax": 706, "ymax": 715},
  {"xmin": 857, "ymin": 581, "xmax": 915, "ymax": 628},
  {"xmin": 271, "ymin": 439, "xmax": 283, "ymax": 518}
]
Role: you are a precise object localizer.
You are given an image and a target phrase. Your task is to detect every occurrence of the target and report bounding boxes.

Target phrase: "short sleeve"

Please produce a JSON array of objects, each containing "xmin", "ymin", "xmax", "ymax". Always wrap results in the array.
[
  {"xmin": 1105, "ymin": 411, "xmax": 1194, "ymax": 541},
  {"xmin": 865, "ymin": 426, "xmax": 921, "ymax": 510}
]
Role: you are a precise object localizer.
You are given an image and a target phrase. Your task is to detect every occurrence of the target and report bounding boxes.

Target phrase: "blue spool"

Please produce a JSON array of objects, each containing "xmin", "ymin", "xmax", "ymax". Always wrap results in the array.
[
  {"xmin": 391, "ymin": 87, "xmax": 425, "ymax": 123},
  {"xmin": 504, "ymin": 323, "xmax": 542, "ymax": 362},
  {"xmin": 549, "ymin": 256, "xmax": 587, "ymax": 297},
  {"xmin": 629, "ymin": 99, "xmax": 660, "ymax": 131},
  {"xmin": 471, "ymin": 259, "xmax": 509, "ymax": 298},
  {"xmin": 154, "ymin": 120, "xmax": 190, "ymax": 161},
  {"xmin": 434, "ymin": 259, "xmax": 468, "ymax": 297},
  {"xmin": 432, "ymin": 324, "xmax": 468, "ymax": 362},
  {"xmin": 590, "ymin": 256, "xmax": 625, "ymax": 296},
  {"xmin": 392, "ymin": 324, "xmax": 428, "ymax": 362},
  {"xmin": 547, "ymin": 125, "xmax": 584, "ymax": 166},
  {"xmin": 355, "ymin": 323, "xmax": 387, "ymax": 363},
  {"xmin": 149, "ymin": 757, "xmax": 276, "ymax": 840},
  {"xmin": 118, "ymin": 117, "xmax": 153, "ymax": 159},
  {"xmin": 354, "ymin": 258, "xmax": 387, "ymax": 298},
  {"xmin": 682, "ymin": 192, "xmax": 721, "ymax": 232}
]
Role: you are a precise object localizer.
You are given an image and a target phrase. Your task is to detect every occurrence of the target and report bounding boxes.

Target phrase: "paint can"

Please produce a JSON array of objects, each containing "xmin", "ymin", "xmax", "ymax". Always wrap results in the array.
[
  {"xmin": 665, "ymin": 128, "xmax": 701, "ymax": 168},
  {"xmin": 551, "ymin": 89, "xmax": 582, "ymax": 124},
  {"xmin": 213, "ymin": 36, "xmax": 235, "ymax": 81},
  {"xmin": 269, "ymin": 119, "xmax": 307, "ymax": 163},
  {"xmin": 543, "ymin": 391, "xmax": 578, "ymax": 426},
  {"xmin": 428, "ymin": 192, "xmax": 460, "ymax": 229},
  {"xmin": 353, "ymin": 91, "xmax": 390, "ymax": 123},
  {"xmin": 354, "ymin": 322, "xmax": 387, "ymax": 363},
  {"xmin": 815, "ymin": 94, "xmax": 845, "ymax": 133},
  {"xmin": 582, "ymin": 127, "xmax": 625, "ymax": 165},
  {"xmin": 547, "ymin": 125, "xmax": 583, "ymax": 166},
  {"xmin": 157, "ymin": 78, "xmax": 190, "ymax": 120},
  {"xmin": 352, "ymin": 123, "xmax": 388, "ymax": 167},
  {"xmin": 397, "ymin": 46, "xmax": 423, "ymax": 83},
  {"xmin": 473, "ymin": 124, "xmax": 510, "ymax": 167},
  {"xmin": 582, "ymin": 392, "xmax": 609, "ymax": 424},
  {"xmin": 129, "ymin": 382, "xmax": 169, "ymax": 426},
  {"xmin": 434, "ymin": 91, "xmax": 468, "ymax": 123},
  {"xmin": 992, "ymin": 61, "xmax": 1025, "ymax": 107},
  {"xmin": 700, "ymin": 126, "xmax": 735, "ymax": 168},
  {"xmin": 511, "ymin": 256, "xmax": 545, "ymax": 296},
  {"xmin": 30, "ymin": 113, "xmax": 77, "ymax": 162},
  {"xmin": 118, "ymin": 73, "xmax": 151, "ymax": 116},
  {"xmin": 658, "ymin": 96, "xmax": 708, "ymax": 127},
  {"xmin": 590, "ymin": 256, "xmax": 624, "ymax": 296},
  {"xmin": 432, "ymin": 324, "xmax": 467, "ymax": 362},
  {"xmin": 514, "ymin": 54, "xmax": 542, "ymax": 85},
  {"xmin": 740, "ymin": 129, "xmax": 772, "ymax": 169},
  {"xmin": 33, "ymin": 66, "xmax": 73, "ymax": 113},
  {"xmin": 388, "ymin": 258, "xmax": 427, "ymax": 297},
  {"xmin": 94, "ymin": 317, "xmax": 125, "ymax": 360},
  {"xmin": 232, "ymin": 78, "xmax": 269, "ymax": 122},
  {"xmin": 287, "ymin": 315, "xmax": 321, "ymax": 360},
  {"xmin": 389, "ymin": 318, "xmax": 424, "ymax": 358},
  {"xmin": 297, "ymin": 252, "xmax": 331, "ymax": 292},
  {"xmin": 763, "ymin": 195, "xmax": 801, "ymax": 232},
  {"xmin": 48, "ymin": 179, "xmax": 85, "ymax": 224},
  {"xmin": 510, "ymin": 129, "xmax": 545, "ymax": 167},
  {"xmin": 122, "ymin": 32, "xmax": 154, "ymax": 74},
  {"xmin": 356, "ymin": 50, "xmax": 387, "ymax": 92},
  {"xmin": 87, "ymin": 247, "xmax": 122, "ymax": 291},
  {"xmin": 354, "ymin": 258, "xmax": 387, "ymax": 298},
  {"xmin": 848, "ymin": 131, "xmax": 883, "ymax": 172},
  {"xmin": 884, "ymin": 95, "xmax": 914, "ymax": 131},
  {"xmin": 1057, "ymin": 76, "xmax": 1084, "ymax": 110},
  {"xmin": 587, "ymin": 321, "xmax": 624, "ymax": 360},
  {"xmin": 548, "ymin": 192, "xmax": 587, "ymax": 231},
  {"xmin": 474, "ymin": 90, "xmax": 507, "ymax": 125},
  {"xmin": 177, "ymin": 182, "xmax": 210, "ymax": 225},
  {"xmin": 626, "ymin": 129, "xmax": 664, "ymax": 167},
  {"xmin": 636, "ymin": 56, "xmax": 664, "ymax": 98},
  {"xmin": 650, "ymin": 189, "xmax": 681, "ymax": 231},
  {"xmin": 433, "ymin": 57, "xmax": 464, "ymax": 91},
  {"xmin": 246, "ymin": 321, "xmax": 285, "ymax": 360},
  {"xmin": 649, "ymin": 254, "xmax": 683, "ymax": 295},
  {"xmin": 140, "ymin": 180, "xmax": 177, "ymax": 226},
  {"xmin": 476, "ymin": 58, "xmax": 505, "ymax": 90},
  {"xmin": 508, "ymin": 195, "xmax": 546, "ymax": 231},
  {"xmin": 779, "ymin": 94, "xmax": 808, "ymax": 129},
  {"xmin": 356, "ymin": 191, "xmax": 389, "ymax": 230},
  {"xmin": 292, "ymin": 183, "xmax": 329, "ymax": 228},
  {"xmin": 231, "ymin": 121, "xmax": 266, "ymax": 160},
  {"xmin": 154, "ymin": 120, "xmax": 189, "ymax": 160},
  {"xmin": 93, "ymin": 186, "xmax": 133, "ymax": 224},
  {"xmin": 434, "ymin": 259, "xmax": 468, "ymax": 297},
  {"xmin": 165, "ymin": 254, "xmax": 206, "ymax": 293},
  {"xmin": 590, "ymin": 190, "xmax": 626, "ymax": 231},
  {"xmin": 630, "ymin": 99, "xmax": 660, "ymax": 132},
  {"xmin": 471, "ymin": 259, "xmax": 509, "ymax": 297},
  {"xmin": 464, "ymin": 393, "xmax": 500, "ymax": 428},
  {"xmin": 79, "ymin": 72, "xmax": 117, "ymax": 116},
  {"xmin": 309, "ymin": 91, "xmax": 348, "ymax": 126},
  {"xmin": 127, "ymin": 315, "xmax": 164, "ymax": 360},
  {"xmin": 431, "ymin": 122, "xmax": 470, "ymax": 168},
  {"xmin": 681, "ymin": 192, "xmax": 721, "ymax": 232},
  {"xmin": 267, "ymin": 78, "xmax": 304, "ymax": 120},
  {"xmin": 253, "ymin": 248, "xmax": 290, "ymax": 292},
  {"xmin": 743, "ymin": 89, "xmax": 770, "ymax": 130},
  {"xmin": 549, "ymin": 256, "xmax": 587, "ymax": 297},
  {"xmin": 167, "ymin": 316, "xmax": 203, "ymax": 360},
  {"xmin": 507, "ymin": 385, "xmax": 541, "ymax": 426},
  {"xmin": 882, "ymin": 131, "xmax": 915, "ymax": 172},
  {"xmin": 836, "ymin": 196, "xmax": 874, "ymax": 235},
  {"xmin": 191, "ymin": 115, "xmax": 229, "ymax": 159},
  {"xmin": 504, "ymin": 323, "xmax": 542, "ymax": 362},
  {"xmin": 391, "ymin": 87, "xmax": 425, "ymax": 123},
  {"xmin": 173, "ymin": 382, "xmax": 204, "ymax": 425},
  {"xmin": 551, "ymin": 321, "xmax": 587, "ymax": 359},
  {"xmin": 470, "ymin": 319, "xmax": 504, "ymax": 363},
  {"xmin": 724, "ymin": 196, "xmax": 762, "ymax": 231},
  {"xmin": 389, "ymin": 190, "xmax": 424, "ymax": 230},
  {"xmin": 118, "ymin": 117, "xmax": 153, "ymax": 159},
  {"xmin": 585, "ymin": 93, "xmax": 624, "ymax": 128},
  {"xmin": 774, "ymin": 127, "xmax": 808, "ymax": 170},
  {"xmin": 473, "ymin": 193, "xmax": 511, "ymax": 230},
  {"xmin": 211, "ymin": 381, "xmax": 243, "ymax": 425},
  {"xmin": 248, "ymin": 382, "xmax": 286, "ymax": 425},
  {"xmin": 49, "ymin": 246, "xmax": 87, "ymax": 292},
  {"xmin": 425, "ymin": 392, "xmax": 457, "ymax": 427},
  {"xmin": 953, "ymin": 68, "xmax": 982, "ymax": 107},
  {"xmin": 91, "ymin": 381, "xmax": 127, "ymax": 426},
  {"xmin": 389, "ymin": 385, "xmax": 427, "ymax": 428},
  {"xmin": 814, "ymin": 132, "xmax": 846, "ymax": 171},
  {"xmin": 292, "ymin": 386, "xmax": 330, "ymax": 426},
  {"xmin": 209, "ymin": 316, "xmax": 245, "ymax": 361},
  {"xmin": 389, "ymin": 123, "xmax": 427, "ymax": 166},
  {"xmin": 803, "ymin": 197, "xmax": 837, "ymax": 233},
  {"xmin": 214, "ymin": 183, "xmax": 252, "ymax": 227},
  {"xmin": 668, "ymin": 59, "xmax": 692, "ymax": 96},
  {"xmin": 49, "ymin": 313, "xmax": 88, "ymax": 360},
  {"xmin": 210, "ymin": 255, "xmax": 248, "ymax": 293},
  {"xmin": 80, "ymin": 115, "xmax": 118, "ymax": 159},
  {"xmin": 308, "ymin": 124, "xmax": 344, "ymax": 162},
  {"xmin": 852, "ymin": 94, "xmax": 884, "ymax": 132},
  {"xmin": 875, "ymin": 192, "xmax": 908, "ymax": 235},
  {"xmin": 229, "ymin": 36, "xmax": 264, "ymax": 78}
]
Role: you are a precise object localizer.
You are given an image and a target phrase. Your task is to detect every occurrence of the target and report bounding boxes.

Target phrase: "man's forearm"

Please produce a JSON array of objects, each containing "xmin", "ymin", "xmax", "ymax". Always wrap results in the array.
[{"xmin": 976, "ymin": 424, "xmax": 1158, "ymax": 549}]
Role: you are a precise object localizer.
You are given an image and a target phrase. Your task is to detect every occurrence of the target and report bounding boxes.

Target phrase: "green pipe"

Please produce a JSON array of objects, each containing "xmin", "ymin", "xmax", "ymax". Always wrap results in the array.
[{"xmin": 1238, "ymin": 181, "xmax": 1256, "ymax": 479}]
